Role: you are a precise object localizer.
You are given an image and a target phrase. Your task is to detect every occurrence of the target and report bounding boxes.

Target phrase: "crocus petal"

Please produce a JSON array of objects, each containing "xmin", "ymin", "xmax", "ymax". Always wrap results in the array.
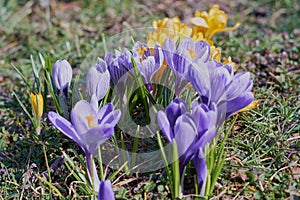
[
  {"xmin": 225, "ymin": 92, "xmax": 254, "ymax": 118},
  {"xmin": 99, "ymin": 109, "xmax": 121, "ymax": 128},
  {"xmin": 195, "ymin": 40, "xmax": 210, "ymax": 62},
  {"xmin": 192, "ymin": 102, "xmax": 210, "ymax": 132},
  {"xmin": 157, "ymin": 110, "xmax": 173, "ymax": 143},
  {"xmin": 71, "ymin": 100, "xmax": 97, "ymax": 134},
  {"xmin": 137, "ymin": 56, "xmax": 157, "ymax": 83},
  {"xmin": 52, "ymin": 60, "xmax": 72, "ymax": 91},
  {"xmin": 98, "ymin": 180, "xmax": 115, "ymax": 200},
  {"xmin": 177, "ymin": 38, "xmax": 195, "ymax": 54},
  {"xmin": 165, "ymin": 98, "xmax": 187, "ymax": 128},
  {"xmin": 163, "ymin": 37, "xmax": 176, "ymax": 70},
  {"xmin": 48, "ymin": 111, "xmax": 85, "ymax": 152},
  {"xmin": 97, "ymin": 103, "xmax": 114, "ymax": 123},
  {"xmin": 209, "ymin": 67, "xmax": 229, "ymax": 103},
  {"xmin": 90, "ymin": 94, "xmax": 99, "ymax": 112},
  {"xmin": 187, "ymin": 63, "xmax": 210, "ymax": 99},
  {"xmin": 118, "ymin": 48, "xmax": 133, "ymax": 71},
  {"xmin": 105, "ymin": 52, "xmax": 120, "ymax": 84},
  {"xmin": 193, "ymin": 150, "xmax": 207, "ymax": 196},
  {"xmin": 172, "ymin": 51, "xmax": 191, "ymax": 75},
  {"xmin": 225, "ymin": 72, "xmax": 251, "ymax": 101},
  {"xmin": 174, "ymin": 113, "xmax": 197, "ymax": 158},
  {"xmin": 189, "ymin": 17, "xmax": 209, "ymax": 27},
  {"xmin": 83, "ymin": 125, "xmax": 114, "ymax": 155},
  {"xmin": 154, "ymin": 43, "xmax": 164, "ymax": 68},
  {"xmin": 105, "ymin": 49, "xmax": 132, "ymax": 85},
  {"xmin": 193, "ymin": 126, "xmax": 217, "ymax": 149}
]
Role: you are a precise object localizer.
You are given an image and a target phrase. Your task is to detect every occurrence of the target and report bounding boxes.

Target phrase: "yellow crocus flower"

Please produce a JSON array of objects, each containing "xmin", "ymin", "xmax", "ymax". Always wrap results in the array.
[
  {"xmin": 147, "ymin": 17, "xmax": 193, "ymax": 47},
  {"xmin": 30, "ymin": 93, "xmax": 43, "ymax": 118},
  {"xmin": 190, "ymin": 4, "xmax": 240, "ymax": 39}
]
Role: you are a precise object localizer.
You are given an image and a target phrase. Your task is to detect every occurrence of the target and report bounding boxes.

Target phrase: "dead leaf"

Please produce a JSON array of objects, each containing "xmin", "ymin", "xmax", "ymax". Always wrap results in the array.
[{"xmin": 292, "ymin": 166, "xmax": 300, "ymax": 179}]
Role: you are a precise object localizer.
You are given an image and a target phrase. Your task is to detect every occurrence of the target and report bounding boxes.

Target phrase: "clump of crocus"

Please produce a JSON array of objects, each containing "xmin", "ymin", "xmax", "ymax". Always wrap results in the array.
[
  {"xmin": 98, "ymin": 180, "xmax": 115, "ymax": 200},
  {"xmin": 52, "ymin": 60, "xmax": 73, "ymax": 95},
  {"xmin": 48, "ymin": 94, "xmax": 121, "ymax": 191},
  {"xmin": 87, "ymin": 58, "xmax": 111, "ymax": 101},
  {"xmin": 105, "ymin": 42, "xmax": 164, "ymax": 92}
]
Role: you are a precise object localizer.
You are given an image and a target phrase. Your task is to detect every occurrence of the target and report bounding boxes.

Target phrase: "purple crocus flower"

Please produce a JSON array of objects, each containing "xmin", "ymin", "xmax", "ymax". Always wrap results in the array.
[
  {"xmin": 52, "ymin": 60, "xmax": 73, "ymax": 93},
  {"xmin": 87, "ymin": 58, "xmax": 110, "ymax": 101},
  {"xmin": 157, "ymin": 98, "xmax": 217, "ymax": 194},
  {"xmin": 163, "ymin": 37, "xmax": 210, "ymax": 96},
  {"xmin": 187, "ymin": 60, "xmax": 254, "ymax": 124},
  {"xmin": 105, "ymin": 49, "xmax": 133, "ymax": 85},
  {"xmin": 132, "ymin": 42, "xmax": 164, "ymax": 89},
  {"xmin": 98, "ymin": 180, "xmax": 115, "ymax": 200},
  {"xmin": 48, "ymin": 95, "xmax": 121, "ymax": 191},
  {"xmin": 164, "ymin": 37, "xmax": 210, "ymax": 66}
]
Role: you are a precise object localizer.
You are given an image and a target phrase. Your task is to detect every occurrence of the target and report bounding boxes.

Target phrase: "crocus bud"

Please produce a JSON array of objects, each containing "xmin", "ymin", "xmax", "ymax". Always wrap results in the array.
[
  {"xmin": 52, "ymin": 60, "xmax": 72, "ymax": 92},
  {"xmin": 30, "ymin": 93, "xmax": 43, "ymax": 118},
  {"xmin": 86, "ymin": 58, "xmax": 110, "ymax": 101}
]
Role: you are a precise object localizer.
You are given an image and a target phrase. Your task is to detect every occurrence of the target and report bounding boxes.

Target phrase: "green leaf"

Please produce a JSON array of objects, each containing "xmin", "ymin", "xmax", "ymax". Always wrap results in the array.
[
  {"xmin": 143, "ymin": 181, "xmax": 156, "ymax": 193},
  {"xmin": 116, "ymin": 187, "xmax": 127, "ymax": 199}
]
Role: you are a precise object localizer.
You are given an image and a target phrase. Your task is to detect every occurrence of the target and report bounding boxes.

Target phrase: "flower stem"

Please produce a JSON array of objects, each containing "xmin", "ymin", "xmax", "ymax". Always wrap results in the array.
[
  {"xmin": 131, "ymin": 125, "xmax": 140, "ymax": 167},
  {"xmin": 172, "ymin": 140, "xmax": 180, "ymax": 199},
  {"xmin": 97, "ymin": 147, "xmax": 104, "ymax": 180}
]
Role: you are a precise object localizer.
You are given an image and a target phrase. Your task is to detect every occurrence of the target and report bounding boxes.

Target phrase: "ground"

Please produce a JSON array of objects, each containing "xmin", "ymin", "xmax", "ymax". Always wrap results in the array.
[{"xmin": 0, "ymin": 0, "xmax": 299, "ymax": 199}]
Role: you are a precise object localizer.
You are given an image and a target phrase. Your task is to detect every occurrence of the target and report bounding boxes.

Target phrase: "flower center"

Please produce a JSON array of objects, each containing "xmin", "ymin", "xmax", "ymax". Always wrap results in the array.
[
  {"xmin": 188, "ymin": 49, "xmax": 196, "ymax": 59},
  {"xmin": 137, "ymin": 46, "xmax": 148, "ymax": 56},
  {"xmin": 85, "ymin": 115, "xmax": 97, "ymax": 128}
]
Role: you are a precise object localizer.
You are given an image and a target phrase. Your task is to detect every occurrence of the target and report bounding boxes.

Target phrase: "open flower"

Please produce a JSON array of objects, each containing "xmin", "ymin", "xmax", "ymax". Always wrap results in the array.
[
  {"xmin": 98, "ymin": 180, "xmax": 115, "ymax": 200},
  {"xmin": 164, "ymin": 37, "xmax": 210, "ymax": 65},
  {"xmin": 87, "ymin": 58, "xmax": 110, "ymax": 101},
  {"xmin": 30, "ymin": 92, "xmax": 43, "ymax": 118},
  {"xmin": 157, "ymin": 98, "xmax": 217, "ymax": 194},
  {"xmin": 52, "ymin": 60, "xmax": 73, "ymax": 92},
  {"xmin": 132, "ymin": 42, "xmax": 164, "ymax": 86},
  {"xmin": 163, "ymin": 37, "xmax": 210, "ymax": 96},
  {"xmin": 190, "ymin": 4, "xmax": 240, "ymax": 39},
  {"xmin": 147, "ymin": 17, "xmax": 194, "ymax": 47},
  {"xmin": 48, "ymin": 95, "xmax": 121, "ymax": 190}
]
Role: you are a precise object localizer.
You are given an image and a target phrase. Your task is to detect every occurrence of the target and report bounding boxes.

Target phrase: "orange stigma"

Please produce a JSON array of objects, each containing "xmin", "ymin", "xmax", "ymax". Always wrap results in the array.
[
  {"xmin": 137, "ymin": 46, "xmax": 148, "ymax": 56},
  {"xmin": 85, "ymin": 115, "xmax": 97, "ymax": 128},
  {"xmin": 188, "ymin": 49, "xmax": 197, "ymax": 59}
]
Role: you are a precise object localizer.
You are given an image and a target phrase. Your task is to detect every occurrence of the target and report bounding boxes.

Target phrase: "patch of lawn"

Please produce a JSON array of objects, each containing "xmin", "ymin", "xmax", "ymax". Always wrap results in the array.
[{"xmin": 0, "ymin": 0, "xmax": 299, "ymax": 199}]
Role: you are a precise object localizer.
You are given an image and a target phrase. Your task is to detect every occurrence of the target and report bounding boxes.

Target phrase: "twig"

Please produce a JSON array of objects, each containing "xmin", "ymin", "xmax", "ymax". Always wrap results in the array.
[{"xmin": 269, "ymin": 166, "xmax": 291, "ymax": 181}]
